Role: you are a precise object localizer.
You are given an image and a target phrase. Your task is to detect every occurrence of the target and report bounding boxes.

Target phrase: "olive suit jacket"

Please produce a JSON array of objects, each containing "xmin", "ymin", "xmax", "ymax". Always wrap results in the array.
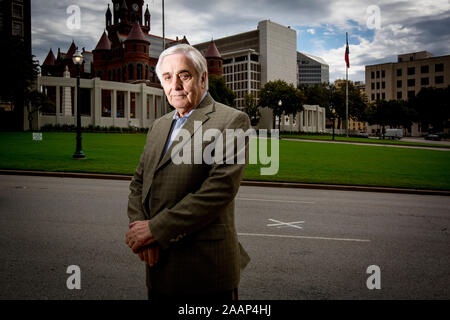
[{"xmin": 127, "ymin": 93, "xmax": 251, "ymax": 295}]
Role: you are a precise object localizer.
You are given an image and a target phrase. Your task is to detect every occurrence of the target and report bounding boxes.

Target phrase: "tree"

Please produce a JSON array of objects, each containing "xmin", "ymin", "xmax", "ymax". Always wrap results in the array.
[
  {"xmin": 0, "ymin": 38, "xmax": 39, "ymax": 131},
  {"xmin": 259, "ymin": 80, "xmax": 305, "ymax": 131},
  {"xmin": 409, "ymin": 86, "xmax": 450, "ymax": 132},
  {"xmin": 332, "ymin": 82, "xmax": 367, "ymax": 128},
  {"xmin": 243, "ymin": 93, "xmax": 261, "ymax": 126},
  {"xmin": 24, "ymin": 90, "xmax": 55, "ymax": 131},
  {"xmin": 208, "ymin": 75, "xmax": 236, "ymax": 108}
]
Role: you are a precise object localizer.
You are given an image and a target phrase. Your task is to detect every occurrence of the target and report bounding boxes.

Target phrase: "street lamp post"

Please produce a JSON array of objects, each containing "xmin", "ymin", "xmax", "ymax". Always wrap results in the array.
[
  {"xmin": 278, "ymin": 100, "xmax": 282, "ymax": 139},
  {"xmin": 72, "ymin": 49, "xmax": 85, "ymax": 159}
]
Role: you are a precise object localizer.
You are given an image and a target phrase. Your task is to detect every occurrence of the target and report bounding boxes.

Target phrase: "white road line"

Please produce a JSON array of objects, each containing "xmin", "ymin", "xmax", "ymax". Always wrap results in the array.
[
  {"xmin": 236, "ymin": 197, "xmax": 315, "ymax": 204},
  {"xmin": 238, "ymin": 232, "xmax": 370, "ymax": 243},
  {"xmin": 267, "ymin": 219, "xmax": 305, "ymax": 229}
]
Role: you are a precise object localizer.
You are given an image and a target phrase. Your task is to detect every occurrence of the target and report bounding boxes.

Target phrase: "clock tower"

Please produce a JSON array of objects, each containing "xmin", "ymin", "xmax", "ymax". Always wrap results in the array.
[{"xmin": 108, "ymin": 0, "xmax": 148, "ymax": 35}]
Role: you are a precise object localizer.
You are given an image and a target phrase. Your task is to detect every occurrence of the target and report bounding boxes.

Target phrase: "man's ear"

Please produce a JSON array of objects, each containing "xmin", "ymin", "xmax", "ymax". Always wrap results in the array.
[{"xmin": 200, "ymin": 72, "xmax": 207, "ymax": 89}]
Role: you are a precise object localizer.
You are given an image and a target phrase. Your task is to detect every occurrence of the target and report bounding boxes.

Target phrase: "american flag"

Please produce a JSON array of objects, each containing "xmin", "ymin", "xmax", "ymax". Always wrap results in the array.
[{"xmin": 345, "ymin": 32, "xmax": 350, "ymax": 68}]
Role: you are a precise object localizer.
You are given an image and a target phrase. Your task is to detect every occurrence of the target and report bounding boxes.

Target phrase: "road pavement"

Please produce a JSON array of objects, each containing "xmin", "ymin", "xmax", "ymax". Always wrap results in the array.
[{"xmin": 0, "ymin": 174, "xmax": 449, "ymax": 299}]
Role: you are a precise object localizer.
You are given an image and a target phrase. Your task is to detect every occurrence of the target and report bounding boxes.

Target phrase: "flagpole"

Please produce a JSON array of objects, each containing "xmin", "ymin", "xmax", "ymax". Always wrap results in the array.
[{"xmin": 345, "ymin": 32, "xmax": 349, "ymax": 137}]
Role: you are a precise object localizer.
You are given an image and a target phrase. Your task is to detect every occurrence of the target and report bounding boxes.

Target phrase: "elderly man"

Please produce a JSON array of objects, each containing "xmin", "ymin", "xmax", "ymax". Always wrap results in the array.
[{"xmin": 125, "ymin": 44, "xmax": 251, "ymax": 300}]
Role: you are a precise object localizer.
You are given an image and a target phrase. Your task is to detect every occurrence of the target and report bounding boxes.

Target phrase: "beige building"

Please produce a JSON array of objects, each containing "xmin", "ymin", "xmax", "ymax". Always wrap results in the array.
[
  {"xmin": 365, "ymin": 51, "xmax": 450, "ymax": 102},
  {"xmin": 365, "ymin": 51, "xmax": 450, "ymax": 135}
]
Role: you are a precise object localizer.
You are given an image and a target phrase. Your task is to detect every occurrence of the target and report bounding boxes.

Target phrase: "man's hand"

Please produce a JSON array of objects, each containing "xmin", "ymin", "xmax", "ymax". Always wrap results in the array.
[
  {"xmin": 126, "ymin": 220, "xmax": 155, "ymax": 253},
  {"xmin": 138, "ymin": 246, "xmax": 160, "ymax": 267}
]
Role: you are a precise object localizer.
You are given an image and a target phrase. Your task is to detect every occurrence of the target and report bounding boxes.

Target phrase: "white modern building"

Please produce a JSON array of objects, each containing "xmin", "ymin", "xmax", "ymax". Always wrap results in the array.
[
  {"xmin": 195, "ymin": 20, "xmax": 298, "ymax": 130},
  {"xmin": 26, "ymin": 74, "xmax": 165, "ymax": 131}
]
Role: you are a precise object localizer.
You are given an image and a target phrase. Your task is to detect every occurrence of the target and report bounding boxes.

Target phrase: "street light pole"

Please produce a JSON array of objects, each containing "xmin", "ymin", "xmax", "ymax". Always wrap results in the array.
[{"xmin": 72, "ymin": 49, "xmax": 85, "ymax": 159}]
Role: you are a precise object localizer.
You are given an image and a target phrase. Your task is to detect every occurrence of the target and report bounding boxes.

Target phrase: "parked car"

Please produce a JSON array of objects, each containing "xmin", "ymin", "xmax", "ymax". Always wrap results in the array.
[
  {"xmin": 424, "ymin": 133, "xmax": 441, "ymax": 141},
  {"xmin": 358, "ymin": 131, "xmax": 369, "ymax": 138}
]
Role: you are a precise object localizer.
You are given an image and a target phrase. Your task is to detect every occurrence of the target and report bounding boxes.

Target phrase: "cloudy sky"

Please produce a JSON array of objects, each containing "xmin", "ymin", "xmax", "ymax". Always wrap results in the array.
[{"xmin": 32, "ymin": 0, "xmax": 450, "ymax": 82}]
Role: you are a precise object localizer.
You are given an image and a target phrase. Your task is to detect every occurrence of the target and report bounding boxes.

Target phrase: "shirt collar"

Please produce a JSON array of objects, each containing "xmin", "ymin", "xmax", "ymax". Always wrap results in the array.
[{"xmin": 173, "ymin": 90, "xmax": 208, "ymax": 120}]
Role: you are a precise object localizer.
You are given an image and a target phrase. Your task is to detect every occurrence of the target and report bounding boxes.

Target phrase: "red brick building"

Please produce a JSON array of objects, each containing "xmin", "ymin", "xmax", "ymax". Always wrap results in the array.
[{"xmin": 41, "ymin": 0, "xmax": 189, "ymax": 87}]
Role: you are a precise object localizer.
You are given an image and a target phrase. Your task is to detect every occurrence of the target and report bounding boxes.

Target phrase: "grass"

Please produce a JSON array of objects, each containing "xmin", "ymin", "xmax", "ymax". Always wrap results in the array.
[
  {"xmin": 1, "ymin": 132, "xmax": 449, "ymax": 190},
  {"xmin": 280, "ymin": 133, "xmax": 450, "ymax": 149}
]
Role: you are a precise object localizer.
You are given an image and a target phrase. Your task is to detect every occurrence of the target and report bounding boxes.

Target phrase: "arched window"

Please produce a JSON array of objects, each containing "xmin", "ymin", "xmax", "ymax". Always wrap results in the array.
[
  {"xmin": 123, "ymin": 67, "xmax": 127, "ymax": 82},
  {"xmin": 137, "ymin": 64, "xmax": 143, "ymax": 80},
  {"xmin": 145, "ymin": 65, "xmax": 149, "ymax": 80},
  {"xmin": 150, "ymin": 66, "xmax": 155, "ymax": 83},
  {"xmin": 128, "ymin": 64, "xmax": 134, "ymax": 80},
  {"xmin": 117, "ymin": 69, "xmax": 121, "ymax": 82}
]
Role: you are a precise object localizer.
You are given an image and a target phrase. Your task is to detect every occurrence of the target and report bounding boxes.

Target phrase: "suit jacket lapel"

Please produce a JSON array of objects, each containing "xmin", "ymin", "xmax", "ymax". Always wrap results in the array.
[{"xmin": 155, "ymin": 93, "xmax": 215, "ymax": 173}]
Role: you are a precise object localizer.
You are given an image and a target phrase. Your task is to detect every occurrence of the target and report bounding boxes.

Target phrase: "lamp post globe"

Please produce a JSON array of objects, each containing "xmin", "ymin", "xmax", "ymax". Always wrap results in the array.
[{"xmin": 72, "ymin": 49, "xmax": 86, "ymax": 159}]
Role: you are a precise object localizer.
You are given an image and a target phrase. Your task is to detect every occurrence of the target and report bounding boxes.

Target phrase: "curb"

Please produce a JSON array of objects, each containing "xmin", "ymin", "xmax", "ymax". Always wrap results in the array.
[
  {"xmin": 280, "ymin": 137, "xmax": 450, "ymax": 151},
  {"xmin": 1, "ymin": 169, "xmax": 449, "ymax": 196}
]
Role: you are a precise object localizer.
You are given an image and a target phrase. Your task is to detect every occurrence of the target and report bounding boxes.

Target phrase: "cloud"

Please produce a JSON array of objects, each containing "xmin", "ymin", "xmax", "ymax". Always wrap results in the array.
[{"xmin": 32, "ymin": 0, "xmax": 450, "ymax": 83}]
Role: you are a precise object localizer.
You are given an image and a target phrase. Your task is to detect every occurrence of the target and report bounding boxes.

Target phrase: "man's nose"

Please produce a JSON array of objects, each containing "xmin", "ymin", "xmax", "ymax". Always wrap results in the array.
[{"xmin": 170, "ymin": 74, "xmax": 183, "ymax": 90}]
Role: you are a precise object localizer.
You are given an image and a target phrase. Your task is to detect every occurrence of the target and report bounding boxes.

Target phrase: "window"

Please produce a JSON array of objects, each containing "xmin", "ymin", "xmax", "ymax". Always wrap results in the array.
[
  {"xmin": 382, "ymin": 82, "xmax": 385, "ymax": 89},
  {"xmin": 407, "ymin": 90, "xmax": 415, "ymax": 99},
  {"xmin": 128, "ymin": 64, "xmax": 134, "ymax": 80},
  {"xmin": 376, "ymin": 82, "xmax": 380, "ymax": 89},
  {"xmin": 407, "ymin": 67, "xmax": 415, "ymax": 75},
  {"xmin": 397, "ymin": 69, "xmax": 402, "ymax": 77},
  {"xmin": 382, "ymin": 93, "xmax": 385, "ymax": 100},
  {"xmin": 421, "ymin": 77, "xmax": 429, "ymax": 86},
  {"xmin": 397, "ymin": 80, "xmax": 402, "ymax": 88},
  {"xmin": 435, "ymin": 75, "xmax": 444, "ymax": 84},
  {"xmin": 421, "ymin": 65, "xmax": 429, "ymax": 74},
  {"xmin": 435, "ymin": 63, "xmax": 444, "ymax": 72},
  {"xmin": 12, "ymin": 21, "xmax": 23, "ymax": 37},
  {"xmin": 397, "ymin": 92, "xmax": 402, "ymax": 99},
  {"xmin": 376, "ymin": 71, "xmax": 380, "ymax": 78},
  {"xmin": 371, "ymin": 83, "xmax": 375, "ymax": 90},
  {"xmin": 382, "ymin": 70, "xmax": 385, "ymax": 78},
  {"xmin": 371, "ymin": 71, "xmax": 375, "ymax": 79},
  {"xmin": 12, "ymin": 4, "xmax": 23, "ymax": 19},
  {"xmin": 143, "ymin": 46, "xmax": 146, "ymax": 53},
  {"xmin": 137, "ymin": 64, "xmax": 142, "ymax": 80},
  {"xmin": 407, "ymin": 79, "xmax": 415, "ymax": 87}
]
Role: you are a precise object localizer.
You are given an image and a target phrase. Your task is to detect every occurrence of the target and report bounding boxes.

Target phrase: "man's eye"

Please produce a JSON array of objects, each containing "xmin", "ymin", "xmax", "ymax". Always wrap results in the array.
[
  {"xmin": 163, "ymin": 75, "xmax": 171, "ymax": 81},
  {"xmin": 179, "ymin": 73, "xmax": 191, "ymax": 81}
]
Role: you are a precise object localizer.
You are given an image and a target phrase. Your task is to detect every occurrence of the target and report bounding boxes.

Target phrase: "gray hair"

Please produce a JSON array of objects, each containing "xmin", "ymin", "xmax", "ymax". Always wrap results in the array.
[{"xmin": 155, "ymin": 44, "xmax": 209, "ymax": 89}]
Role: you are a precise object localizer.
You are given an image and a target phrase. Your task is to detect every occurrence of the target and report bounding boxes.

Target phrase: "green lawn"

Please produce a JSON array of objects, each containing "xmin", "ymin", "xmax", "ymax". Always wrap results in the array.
[
  {"xmin": 280, "ymin": 133, "xmax": 450, "ymax": 148},
  {"xmin": 1, "ymin": 132, "xmax": 449, "ymax": 190}
]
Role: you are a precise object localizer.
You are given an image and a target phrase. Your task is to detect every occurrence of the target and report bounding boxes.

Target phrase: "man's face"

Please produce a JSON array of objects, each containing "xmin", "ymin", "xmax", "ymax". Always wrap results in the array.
[{"xmin": 160, "ymin": 53, "xmax": 206, "ymax": 116}]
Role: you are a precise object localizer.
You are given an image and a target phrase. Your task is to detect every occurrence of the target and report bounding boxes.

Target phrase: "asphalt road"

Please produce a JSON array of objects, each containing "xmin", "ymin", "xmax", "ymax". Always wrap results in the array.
[{"xmin": 0, "ymin": 175, "xmax": 449, "ymax": 300}]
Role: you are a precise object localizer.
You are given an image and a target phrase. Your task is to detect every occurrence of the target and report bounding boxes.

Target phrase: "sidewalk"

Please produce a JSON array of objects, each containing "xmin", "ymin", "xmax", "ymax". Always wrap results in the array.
[
  {"xmin": 281, "ymin": 137, "xmax": 450, "ymax": 151},
  {"xmin": 1, "ymin": 169, "xmax": 449, "ymax": 196}
]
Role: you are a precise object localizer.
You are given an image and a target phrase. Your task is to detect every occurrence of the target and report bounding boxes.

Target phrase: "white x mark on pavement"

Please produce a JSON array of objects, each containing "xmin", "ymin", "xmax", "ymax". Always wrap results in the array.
[{"xmin": 267, "ymin": 219, "xmax": 305, "ymax": 230}]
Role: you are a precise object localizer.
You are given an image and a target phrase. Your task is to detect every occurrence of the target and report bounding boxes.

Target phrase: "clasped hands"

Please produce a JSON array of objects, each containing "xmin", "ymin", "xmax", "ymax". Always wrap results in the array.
[{"xmin": 126, "ymin": 220, "xmax": 159, "ymax": 267}]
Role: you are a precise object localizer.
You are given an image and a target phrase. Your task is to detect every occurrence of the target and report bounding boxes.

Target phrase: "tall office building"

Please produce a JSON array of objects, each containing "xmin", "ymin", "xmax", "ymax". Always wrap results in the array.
[
  {"xmin": 0, "ymin": 0, "xmax": 32, "ymax": 130},
  {"xmin": 297, "ymin": 52, "xmax": 329, "ymax": 85},
  {"xmin": 194, "ymin": 20, "xmax": 297, "ymax": 129}
]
